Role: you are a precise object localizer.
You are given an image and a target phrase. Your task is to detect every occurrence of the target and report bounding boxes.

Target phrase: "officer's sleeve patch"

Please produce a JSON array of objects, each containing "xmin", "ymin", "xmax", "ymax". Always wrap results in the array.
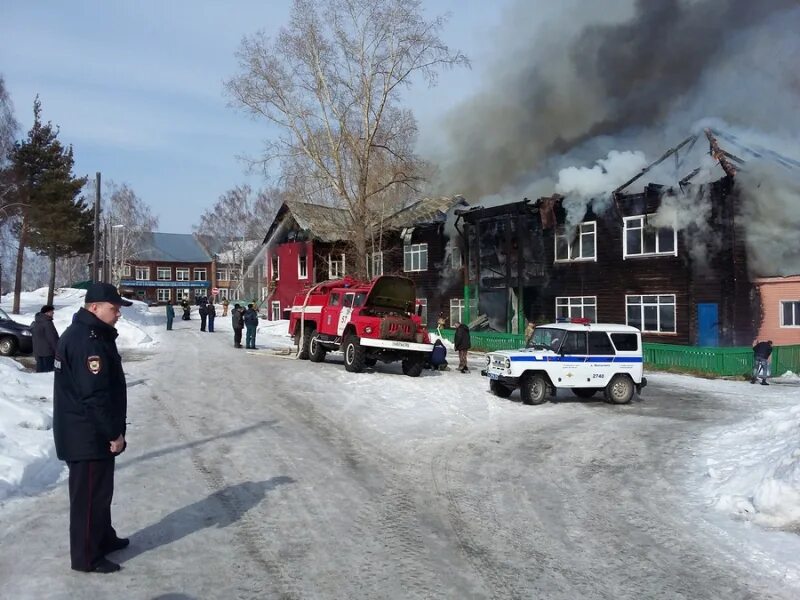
[{"xmin": 87, "ymin": 355, "xmax": 102, "ymax": 375}]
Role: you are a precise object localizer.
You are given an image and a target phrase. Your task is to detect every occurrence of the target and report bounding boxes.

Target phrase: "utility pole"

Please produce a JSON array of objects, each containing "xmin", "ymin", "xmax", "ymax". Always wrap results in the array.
[{"xmin": 92, "ymin": 172, "xmax": 100, "ymax": 282}]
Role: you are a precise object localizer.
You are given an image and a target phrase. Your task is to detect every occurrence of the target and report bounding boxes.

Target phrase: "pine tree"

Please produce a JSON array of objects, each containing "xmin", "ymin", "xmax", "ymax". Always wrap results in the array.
[{"xmin": 8, "ymin": 97, "xmax": 89, "ymax": 311}]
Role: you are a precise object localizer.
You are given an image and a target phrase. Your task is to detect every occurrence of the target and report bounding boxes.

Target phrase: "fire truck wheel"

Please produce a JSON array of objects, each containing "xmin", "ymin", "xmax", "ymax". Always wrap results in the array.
[
  {"xmin": 297, "ymin": 326, "xmax": 314, "ymax": 360},
  {"xmin": 343, "ymin": 335, "xmax": 366, "ymax": 372},
  {"xmin": 401, "ymin": 356, "xmax": 424, "ymax": 377},
  {"xmin": 308, "ymin": 333, "xmax": 327, "ymax": 363}
]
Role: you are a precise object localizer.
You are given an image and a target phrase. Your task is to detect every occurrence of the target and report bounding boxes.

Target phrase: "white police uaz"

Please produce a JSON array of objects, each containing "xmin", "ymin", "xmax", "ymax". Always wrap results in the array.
[{"xmin": 481, "ymin": 320, "xmax": 647, "ymax": 405}]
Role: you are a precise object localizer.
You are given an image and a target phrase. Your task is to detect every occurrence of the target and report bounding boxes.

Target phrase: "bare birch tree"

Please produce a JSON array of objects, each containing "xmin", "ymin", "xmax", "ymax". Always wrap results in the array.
[
  {"xmin": 226, "ymin": 0, "xmax": 467, "ymax": 278},
  {"xmin": 102, "ymin": 182, "xmax": 158, "ymax": 287}
]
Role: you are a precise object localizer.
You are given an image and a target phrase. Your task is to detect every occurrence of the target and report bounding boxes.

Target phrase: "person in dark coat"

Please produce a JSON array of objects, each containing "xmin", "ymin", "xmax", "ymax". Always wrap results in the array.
[
  {"xmin": 198, "ymin": 302, "xmax": 208, "ymax": 332},
  {"xmin": 181, "ymin": 297, "xmax": 191, "ymax": 320},
  {"xmin": 243, "ymin": 303, "xmax": 259, "ymax": 349},
  {"xmin": 207, "ymin": 302, "xmax": 216, "ymax": 332},
  {"xmin": 53, "ymin": 282, "xmax": 132, "ymax": 574},
  {"xmin": 231, "ymin": 303, "xmax": 244, "ymax": 348},
  {"xmin": 31, "ymin": 304, "xmax": 59, "ymax": 372},
  {"xmin": 453, "ymin": 322, "xmax": 471, "ymax": 373},
  {"xmin": 430, "ymin": 338, "xmax": 448, "ymax": 370},
  {"xmin": 165, "ymin": 300, "xmax": 175, "ymax": 331},
  {"xmin": 751, "ymin": 340, "xmax": 773, "ymax": 385}
]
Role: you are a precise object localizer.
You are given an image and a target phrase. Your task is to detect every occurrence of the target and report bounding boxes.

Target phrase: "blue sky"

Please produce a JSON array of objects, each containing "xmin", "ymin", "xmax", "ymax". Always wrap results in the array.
[{"xmin": 2, "ymin": 0, "xmax": 505, "ymax": 234}]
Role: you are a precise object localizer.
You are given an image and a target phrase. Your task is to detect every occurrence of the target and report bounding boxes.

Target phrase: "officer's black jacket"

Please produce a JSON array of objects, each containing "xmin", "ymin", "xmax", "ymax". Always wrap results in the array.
[{"xmin": 53, "ymin": 308, "xmax": 127, "ymax": 461}]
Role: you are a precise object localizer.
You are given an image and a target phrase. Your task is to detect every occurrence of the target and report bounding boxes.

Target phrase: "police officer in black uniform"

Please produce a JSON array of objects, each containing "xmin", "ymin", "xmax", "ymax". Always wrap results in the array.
[{"xmin": 53, "ymin": 282, "xmax": 132, "ymax": 573}]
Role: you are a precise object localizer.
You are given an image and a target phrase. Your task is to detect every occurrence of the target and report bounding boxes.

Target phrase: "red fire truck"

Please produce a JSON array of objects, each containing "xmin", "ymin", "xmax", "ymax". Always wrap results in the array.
[{"xmin": 288, "ymin": 275, "xmax": 433, "ymax": 376}]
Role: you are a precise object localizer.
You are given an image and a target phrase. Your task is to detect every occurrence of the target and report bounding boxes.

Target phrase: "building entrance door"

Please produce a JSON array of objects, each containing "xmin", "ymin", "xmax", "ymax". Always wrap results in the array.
[{"xmin": 697, "ymin": 303, "xmax": 719, "ymax": 347}]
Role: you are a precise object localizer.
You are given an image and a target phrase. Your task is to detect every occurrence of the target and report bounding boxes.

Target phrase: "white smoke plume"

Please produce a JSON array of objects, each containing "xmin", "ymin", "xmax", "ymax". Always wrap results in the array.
[{"xmin": 555, "ymin": 150, "xmax": 648, "ymax": 229}]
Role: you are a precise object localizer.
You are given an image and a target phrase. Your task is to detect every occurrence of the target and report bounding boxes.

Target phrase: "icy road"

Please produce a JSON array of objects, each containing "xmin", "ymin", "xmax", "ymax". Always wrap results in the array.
[{"xmin": 1, "ymin": 318, "xmax": 799, "ymax": 599}]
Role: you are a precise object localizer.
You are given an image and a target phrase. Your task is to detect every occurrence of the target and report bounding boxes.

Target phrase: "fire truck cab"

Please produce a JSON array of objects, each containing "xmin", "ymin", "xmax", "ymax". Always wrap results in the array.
[{"xmin": 289, "ymin": 275, "xmax": 433, "ymax": 376}]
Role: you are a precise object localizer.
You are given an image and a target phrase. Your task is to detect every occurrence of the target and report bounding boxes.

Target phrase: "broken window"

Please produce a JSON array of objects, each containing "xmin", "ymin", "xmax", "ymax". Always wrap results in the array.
[
  {"xmin": 555, "ymin": 221, "xmax": 596, "ymax": 262},
  {"xmin": 623, "ymin": 215, "xmax": 677, "ymax": 258}
]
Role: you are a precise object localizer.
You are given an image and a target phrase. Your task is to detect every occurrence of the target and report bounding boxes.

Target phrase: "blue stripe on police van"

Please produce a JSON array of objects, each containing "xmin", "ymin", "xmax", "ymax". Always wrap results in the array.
[{"xmin": 509, "ymin": 356, "xmax": 643, "ymax": 363}]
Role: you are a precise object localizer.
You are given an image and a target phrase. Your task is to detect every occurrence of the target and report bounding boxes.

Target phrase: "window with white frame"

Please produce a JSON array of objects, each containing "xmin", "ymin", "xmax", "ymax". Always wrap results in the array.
[
  {"xmin": 416, "ymin": 298, "xmax": 428, "ymax": 324},
  {"xmin": 194, "ymin": 268, "xmax": 207, "ymax": 281},
  {"xmin": 193, "ymin": 288, "xmax": 205, "ymax": 298},
  {"xmin": 135, "ymin": 267, "xmax": 149, "ymax": 280},
  {"xmin": 623, "ymin": 215, "xmax": 677, "ymax": 258},
  {"xmin": 298, "ymin": 255, "xmax": 308, "ymax": 279},
  {"xmin": 626, "ymin": 294, "xmax": 676, "ymax": 333},
  {"xmin": 404, "ymin": 243, "xmax": 428, "ymax": 272},
  {"xmin": 218, "ymin": 288, "xmax": 229, "ymax": 300},
  {"xmin": 271, "ymin": 301, "xmax": 281, "ymax": 321},
  {"xmin": 246, "ymin": 265, "xmax": 254, "ymax": 278},
  {"xmin": 218, "ymin": 269, "xmax": 229, "ymax": 281},
  {"xmin": 123, "ymin": 264, "xmax": 131, "ymax": 277},
  {"xmin": 450, "ymin": 298, "xmax": 478, "ymax": 327},
  {"xmin": 271, "ymin": 255, "xmax": 280, "ymax": 280},
  {"xmin": 781, "ymin": 300, "xmax": 800, "ymax": 327},
  {"xmin": 328, "ymin": 253, "xmax": 345, "ymax": 279},
  {"xmin": 370, "ymin": 251, "xmax": 383, "ymax": 278},
  {"xmin": 261, "ymin": 287, "xmax": 270, "ymax": 300},
  {"xmin": 555, "ymin": 222, "xmax": 596, "ymax": 262},
  {"xmin": 157, "ymin": 267, "xmax": 171, "ymax": 281},
  {"xmin": 555, "ymin": 296, "xmax": 597, "ymax": 322},
  {"xmin": 176, "ymin": 268, "xmax": 190, "ymax": 281},
  {"xmin": 157, "ymin": 289, "xmax": 171, "ymax": 302}
]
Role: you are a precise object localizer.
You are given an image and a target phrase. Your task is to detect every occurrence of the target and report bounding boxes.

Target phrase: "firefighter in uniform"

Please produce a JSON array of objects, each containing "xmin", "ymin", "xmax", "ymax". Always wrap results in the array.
[{"xmin": 53, "ymin": 283, "xmax": 132, "ymax": 573}]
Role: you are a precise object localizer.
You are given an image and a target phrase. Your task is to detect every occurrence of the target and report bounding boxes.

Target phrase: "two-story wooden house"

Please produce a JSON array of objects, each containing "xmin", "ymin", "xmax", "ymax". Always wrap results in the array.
[{"xmin": 261, "ymin": 197, "xmax": 468, "ymax": 327}]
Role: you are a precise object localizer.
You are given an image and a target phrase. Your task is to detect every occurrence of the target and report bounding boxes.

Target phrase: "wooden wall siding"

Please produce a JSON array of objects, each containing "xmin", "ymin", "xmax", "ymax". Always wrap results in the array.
[
  {"xmin": 462, "ymin": 179, "xmax": 756, "ymax": 345},
  {"xmin": 390, "ymin": 224, "xmax": 463, "ymax": 328}
]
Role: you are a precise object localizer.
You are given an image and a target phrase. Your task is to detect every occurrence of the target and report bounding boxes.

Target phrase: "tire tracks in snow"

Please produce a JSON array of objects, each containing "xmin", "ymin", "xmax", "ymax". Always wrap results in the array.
[{"xmin": 151, "ymin": 390, "xmax": 303, "ymax": 599}]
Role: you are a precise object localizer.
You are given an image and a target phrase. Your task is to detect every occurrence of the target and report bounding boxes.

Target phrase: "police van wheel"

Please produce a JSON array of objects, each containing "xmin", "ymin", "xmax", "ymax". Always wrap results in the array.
[
  {"xmin": 572, "ymin": 388, "xmax": 598, "ymax": 399},
  {"xmin": 344, "ymin": 335, "xmax": 366, "ymax": 373},
  {"xmin": 0, "ymin": 336, "xmax": 17, "ymax": 356},
  {"xmin": 490, "ymin": 380, "xmax": 513, "ymax": 398},
  {"xmin": 605, "ymin": 375, "xmax": 634, "ymax": 404},
  {"xmin": 308, "ymin": 333, "xmax": 327, "ymax": 363},
  {"xmin": 521, "ymin": 374, "xmax": 548, "ymax": 405}
]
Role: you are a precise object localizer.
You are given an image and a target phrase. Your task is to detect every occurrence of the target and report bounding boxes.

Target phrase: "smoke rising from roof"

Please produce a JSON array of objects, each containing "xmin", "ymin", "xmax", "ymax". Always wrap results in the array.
[{"xmin": 431, "ymin": 0, "xmax": 800, "ymax": 201}]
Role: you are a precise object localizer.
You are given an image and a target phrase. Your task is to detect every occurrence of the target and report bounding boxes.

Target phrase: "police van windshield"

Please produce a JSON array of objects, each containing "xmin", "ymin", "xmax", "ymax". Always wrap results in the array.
[{"xmin": 527, "ymin": 327, "xmax": 565, "ymax": 352}]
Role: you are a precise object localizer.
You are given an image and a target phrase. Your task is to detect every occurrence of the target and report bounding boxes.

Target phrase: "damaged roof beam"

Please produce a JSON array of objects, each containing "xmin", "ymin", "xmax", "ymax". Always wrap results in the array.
[{"xmin": 613, "ymin": 134, "xmax": 698, "ymax": 196}]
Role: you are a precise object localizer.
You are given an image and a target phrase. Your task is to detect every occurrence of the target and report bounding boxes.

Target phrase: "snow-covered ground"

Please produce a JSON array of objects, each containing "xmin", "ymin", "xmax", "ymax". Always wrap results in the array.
[{"xmin": 1, "ymin": 287, "xmax": 799, "ymax": 564}]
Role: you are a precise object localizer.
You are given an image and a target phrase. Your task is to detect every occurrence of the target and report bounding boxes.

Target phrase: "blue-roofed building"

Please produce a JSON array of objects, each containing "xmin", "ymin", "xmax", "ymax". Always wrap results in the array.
[{"xmin": 119, "ymin": 232, "xmax": 224, "ymax": 305}]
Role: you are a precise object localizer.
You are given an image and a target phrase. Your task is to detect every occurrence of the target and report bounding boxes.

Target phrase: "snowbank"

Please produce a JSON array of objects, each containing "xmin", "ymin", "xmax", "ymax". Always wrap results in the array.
[{"xmin": 0, "ymin": 287, "xmax": 162, "ymax": 502}]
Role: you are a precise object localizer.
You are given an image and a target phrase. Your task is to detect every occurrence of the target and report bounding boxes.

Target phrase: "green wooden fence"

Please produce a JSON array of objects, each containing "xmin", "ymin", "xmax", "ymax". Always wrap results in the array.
[{"xmin": 435, "ymin": 329, "xmax": 800, "ymax": 377}]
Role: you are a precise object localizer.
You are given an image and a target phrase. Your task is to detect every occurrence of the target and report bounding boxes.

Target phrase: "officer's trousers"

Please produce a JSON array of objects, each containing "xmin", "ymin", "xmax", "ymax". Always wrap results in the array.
[{"xmin": 67, "ymin": 459, "xmax": 117, "ymax": 571}]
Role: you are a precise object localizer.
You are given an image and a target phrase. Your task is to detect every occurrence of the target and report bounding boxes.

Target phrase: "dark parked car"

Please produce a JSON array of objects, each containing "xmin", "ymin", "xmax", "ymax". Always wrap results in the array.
[{"xmin": 0, "ymin": 307, "xmax": 33, "ymax": 356}]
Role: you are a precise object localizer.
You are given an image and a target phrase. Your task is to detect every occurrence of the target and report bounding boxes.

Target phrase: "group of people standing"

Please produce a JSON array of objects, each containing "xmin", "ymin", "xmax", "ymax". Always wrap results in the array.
[
  {"xmin": 230, "ymin": 302, "xmax": 260, "ymax": 349},
  {"xmin": 164, "ymin": 296, "xmax": 260, "ymax": 349}
]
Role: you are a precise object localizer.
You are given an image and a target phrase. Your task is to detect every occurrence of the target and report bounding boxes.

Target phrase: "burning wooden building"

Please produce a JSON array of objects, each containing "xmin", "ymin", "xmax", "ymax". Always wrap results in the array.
[{"xmin": 455, "ymin": 130, "xmax": 790, "ymax": 346}]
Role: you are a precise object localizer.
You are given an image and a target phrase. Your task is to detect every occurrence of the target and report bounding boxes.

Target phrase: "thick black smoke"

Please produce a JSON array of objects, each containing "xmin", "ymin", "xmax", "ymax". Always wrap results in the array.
[{"xmin": 432, "ymin": 0, "xmax": 799, "ymax": 200}]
